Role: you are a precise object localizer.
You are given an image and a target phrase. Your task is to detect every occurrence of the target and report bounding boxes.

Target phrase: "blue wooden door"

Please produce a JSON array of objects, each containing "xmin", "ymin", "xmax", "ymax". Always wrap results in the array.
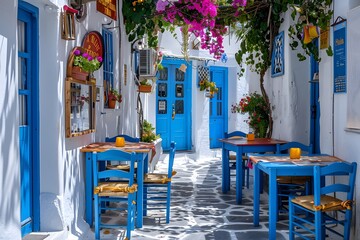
[
  {"xmin": 310, "ymin": 51, "xmax": 320, "ymax": 153},
  {"xmin": 156, "ymin": 58, "xmax": 192, "ymax": 151},
  {"xmin": 209, "ymin": 67, "xmax": 228, "ymax": 148},
  {"xmin": 18, "ymin": 1, "xmax": 40, "ymax": 235}
]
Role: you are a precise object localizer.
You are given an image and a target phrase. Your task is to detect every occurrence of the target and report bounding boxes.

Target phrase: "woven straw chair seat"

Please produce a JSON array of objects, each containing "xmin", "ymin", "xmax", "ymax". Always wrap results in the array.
[
  {"xmin": 277, "ymin": 176, "xmax": 311, "ymax": 185},
  {"xmin": 106, "ymin": 164, "xmax": 137, "ymax": 171},
  {"xmin": 94, "ymin": 182, "xmax": 137, "ymax": 196},
  {"xmin": 144, "ymin": 171, "xmax": 177, "ymax": 184},
  {"xmin": 291, "ymin": 194, "xmax": 352, "ymax": 212}
]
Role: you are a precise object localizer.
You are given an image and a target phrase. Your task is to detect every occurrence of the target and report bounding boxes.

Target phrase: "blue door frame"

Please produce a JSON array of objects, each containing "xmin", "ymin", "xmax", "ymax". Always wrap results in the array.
[
  {"xmin": 18, "ymin": 0, "xmax": 40, "ymax": 235},
  {"xmin": 209, "ymin": 66, "xmax": 228, "ymax": 148},
  {"xmin": 156, "ymin": 58, "xmax": 192, "ymax": 151},
  {"xmin": 310, "ymin": 49, "xmax": 320, "ymax": 154}
]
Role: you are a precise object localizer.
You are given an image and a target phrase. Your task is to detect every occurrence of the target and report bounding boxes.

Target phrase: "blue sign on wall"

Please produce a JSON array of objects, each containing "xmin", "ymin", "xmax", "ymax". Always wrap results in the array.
[{"xmin": 333, "ymin": 21, "xmax": 347, "ymax": 93}]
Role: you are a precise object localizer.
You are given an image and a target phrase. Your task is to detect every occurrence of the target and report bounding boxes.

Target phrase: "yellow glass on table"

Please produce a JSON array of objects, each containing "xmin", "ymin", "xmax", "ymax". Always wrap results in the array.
[
  {"xmin": 115, "ymin": 137, "xmax": 125, "ymax": 147},
  {"xmin": 247, "ymin": 133, "xmax": 255, "ymax": 141},
  {"xmin": 289, "ymin": 148, "xmax": 301, "ymax": 159}
]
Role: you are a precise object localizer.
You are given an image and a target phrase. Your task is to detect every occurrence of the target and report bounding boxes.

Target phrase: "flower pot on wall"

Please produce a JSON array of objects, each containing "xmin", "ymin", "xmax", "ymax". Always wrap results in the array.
[
  {"xmin": 138, "ymin": 85, "xmax": 152, "ymax": 93},
  {"xmin": 108, "ymin": 99, "xmax": 116, "ymax": 109},
  {"xmin": 71, "ymin": 66, "xmax": 88, "ymax": 81}
]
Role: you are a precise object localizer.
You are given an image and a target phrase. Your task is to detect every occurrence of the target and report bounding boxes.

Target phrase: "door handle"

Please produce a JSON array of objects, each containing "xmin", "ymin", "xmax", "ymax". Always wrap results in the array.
[{"xmin": 172, "ymin": 104, "xmax": 175, "ymax": 120}]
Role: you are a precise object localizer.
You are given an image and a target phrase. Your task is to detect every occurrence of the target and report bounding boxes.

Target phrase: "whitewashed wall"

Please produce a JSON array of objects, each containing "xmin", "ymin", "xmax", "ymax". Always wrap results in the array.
[
  {"xmin": 320, "ymin": 1, "xmax": 360, "ymax": 239},
  {"xmin": 2, "ymin": 0, "xmax": 360, "ymax": 239},
  {"xmin": 246, "ymin": 1, "xmax": 360, "ymax": 238},
  {"xmin": 0, "ymin": 1, "xmax": 21, "ymax": 239}
]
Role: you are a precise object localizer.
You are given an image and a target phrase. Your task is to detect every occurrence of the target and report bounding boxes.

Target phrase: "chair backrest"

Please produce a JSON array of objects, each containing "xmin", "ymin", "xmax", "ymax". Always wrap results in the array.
[
  {"xmin": 105, "ymin": 134, "xmax": 140, "ymax": 143},
  {"xmin": 225, "ymin": 131, "xmax": 247, "ymax": 138},
  {"xmin": 167, "ymin": 142, "xmax": 176, "ymax": 178},
  {"xmin": 92, "ymin": 149, "xmax": 136, "ymax": 186},
  {"xmin": 276, "ymin": 141, "xmax": 313, "ymax": 155},
  {"xmin": 313, "ymin": 162, "xmax": 357, "ymax": 207}
]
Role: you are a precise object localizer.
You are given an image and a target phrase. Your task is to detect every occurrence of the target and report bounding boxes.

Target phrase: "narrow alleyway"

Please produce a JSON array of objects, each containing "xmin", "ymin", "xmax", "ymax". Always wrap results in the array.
[{"xmin": 90, "ymin": 152, "xmax": 290, "ymax": 240}]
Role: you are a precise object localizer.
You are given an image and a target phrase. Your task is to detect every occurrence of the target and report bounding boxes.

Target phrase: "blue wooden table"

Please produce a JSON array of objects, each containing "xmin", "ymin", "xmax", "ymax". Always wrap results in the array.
[
  {"xmin": 250, "ymin": 155, "xmax": 344, "ymax": 240},
  {"xmin": 219, "ymin": 138, "xmax": 286, "ymax": 204},
  {"xmin": 81, "ymin": 142, "xmax": 154, "ymax": 228}
]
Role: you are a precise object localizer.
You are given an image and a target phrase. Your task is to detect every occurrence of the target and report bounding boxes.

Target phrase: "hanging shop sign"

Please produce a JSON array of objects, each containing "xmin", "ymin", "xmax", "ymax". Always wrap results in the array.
[
  {"xmin": 97, "ymin": 0, "xmax": 117, "ymax": 20},
  {"xmin": 333, "ymin": 20, "xmax": 347, "ymax": 93},
  {"xmin": 82, "ymin": 31, "xmax": 104, "ymax": 61}
]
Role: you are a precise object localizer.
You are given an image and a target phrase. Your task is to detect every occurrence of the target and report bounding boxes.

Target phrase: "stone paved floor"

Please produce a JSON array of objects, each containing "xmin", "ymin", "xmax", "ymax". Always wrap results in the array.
[{"xmin": 93, "ymin": 151, "xmax": 292, "ymax": 240}]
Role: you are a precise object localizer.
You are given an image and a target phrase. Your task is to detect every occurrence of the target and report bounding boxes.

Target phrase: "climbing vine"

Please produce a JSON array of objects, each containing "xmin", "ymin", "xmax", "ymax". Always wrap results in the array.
[{"xmin": 233, "ymin": 0, "xmax": 333, "ymax": 137}]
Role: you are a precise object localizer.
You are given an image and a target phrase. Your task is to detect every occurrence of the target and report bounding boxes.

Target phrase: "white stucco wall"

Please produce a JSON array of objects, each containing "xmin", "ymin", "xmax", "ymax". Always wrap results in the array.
[
  {"xmin": 320, "ymin": 1, "xmax": 360, "ymax": 238},
  {"xmin": 0, "ymin": 1, "xmax": 21, "ymax": 239},
  {"xmin": 2, "ymin": 1, "xmax": 360, "ymax": 239}
]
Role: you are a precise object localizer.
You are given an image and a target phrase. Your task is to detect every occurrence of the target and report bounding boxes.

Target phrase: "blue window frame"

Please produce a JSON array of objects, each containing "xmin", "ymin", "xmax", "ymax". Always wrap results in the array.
[
  {"xmin": 271, "ymin": 31, "xmax": 284, "ymax": 77},
  {"xmin": 102, "ymin": 28, "xmax": 114, "ymax": 107}
]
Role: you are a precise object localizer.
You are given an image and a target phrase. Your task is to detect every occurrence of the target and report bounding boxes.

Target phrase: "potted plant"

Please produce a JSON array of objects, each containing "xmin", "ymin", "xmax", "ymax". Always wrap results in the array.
[
  {"xmin": 138, "ymin": 79, "xmax": 153, "ymax": 93},
  {"xmin": 73, "ymin": 49, "xmax": 103, "ymax": 82},
  {"xmin": 231, "ymin": 92, "xmax": 270, "ymax": 138},
  {"xmin": 108, "ymin": 88, "xmax": 122, "ymax": 109},
  {"xmin": 140, "ymin": 120, "xmax": 159, "ymax": 143}
]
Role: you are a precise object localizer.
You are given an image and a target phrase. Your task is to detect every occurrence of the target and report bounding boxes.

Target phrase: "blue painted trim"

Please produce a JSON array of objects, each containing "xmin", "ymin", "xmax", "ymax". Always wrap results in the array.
[
  {"xmin": 19, "ymin": 0, "xmax": 40, "ymax": 233},
  {"xmin": 209, "ymin": 66, "xmax": 229, "ymax": 136},
  {"xmin": 310, "ymin": 40, "xmax": 320, "ymax": 154},
  {"xmin": 271, "ymin": 31, "xmax": 285, "ymax": 77},
  {"xmin": 102, "ymin": 28, "xmax": 114, "ymax": 88}
]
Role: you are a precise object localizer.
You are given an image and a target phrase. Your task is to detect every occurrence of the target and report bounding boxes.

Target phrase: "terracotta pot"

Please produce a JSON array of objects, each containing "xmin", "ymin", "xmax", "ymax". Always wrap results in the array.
[
  {"xmin": 108, "ymin": 99, "xmax": 116, "ymax": 109},
  {"xmin": 72, "ymin": 66, "xmax": 88, "ymax": 81},
  {"xmin": 138, "ymin": 85, "xmax": 152, "ymax": 93}
]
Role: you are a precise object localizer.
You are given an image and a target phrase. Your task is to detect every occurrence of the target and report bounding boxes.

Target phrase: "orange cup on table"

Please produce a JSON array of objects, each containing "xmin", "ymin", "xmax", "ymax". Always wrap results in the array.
[
  {"xmin": 289, "ymin": 148, "xmax": 301, "ymax": 159},
  {"xmin": 115, "ymin": 137, "xmax": 125, "ymax": 147},
  {"xmin": 247, "ymin": 133, "xmax": 255, "ymax": 141}
]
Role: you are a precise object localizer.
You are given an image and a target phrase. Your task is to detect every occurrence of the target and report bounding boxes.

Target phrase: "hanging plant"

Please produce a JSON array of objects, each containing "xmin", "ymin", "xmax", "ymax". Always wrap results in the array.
[{"xmin": 288, "ymin": 0, "xmax": 333, "ymax": 62}]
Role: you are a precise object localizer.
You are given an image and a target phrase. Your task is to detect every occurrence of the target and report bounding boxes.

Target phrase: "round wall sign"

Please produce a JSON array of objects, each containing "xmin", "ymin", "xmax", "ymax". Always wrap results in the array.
[{"xmin": 81, "ymin": 31, "xmax": 104, "ymax": 61}]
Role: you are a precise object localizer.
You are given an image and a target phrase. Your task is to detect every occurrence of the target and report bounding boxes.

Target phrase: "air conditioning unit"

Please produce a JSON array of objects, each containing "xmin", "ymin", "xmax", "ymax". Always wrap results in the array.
[{"xmin": 139, "ymin": 49, "xmax": 156, "ymax": 78}]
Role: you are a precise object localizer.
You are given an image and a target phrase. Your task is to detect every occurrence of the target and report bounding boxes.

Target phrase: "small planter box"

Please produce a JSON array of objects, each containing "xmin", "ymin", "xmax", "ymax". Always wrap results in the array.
[
  {"xmin": 71, "ymin": 66, "xmax": 88, "ymax": 81},
  {"xmin": 138, "ymin": 85, "xmax": 152, "ymax": 93}
]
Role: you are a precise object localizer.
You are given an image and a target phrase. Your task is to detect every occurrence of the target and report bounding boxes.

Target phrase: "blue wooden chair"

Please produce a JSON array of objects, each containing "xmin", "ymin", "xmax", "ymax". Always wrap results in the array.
[
  {"xmin": 276, "ymin": 142, "xmax": 313, "ymax": 215},
  {"xmin": 143, "ymin": 141, "xmax": 176, "ymax": 223},
  {"xmin": 289, "ymin": 162, "xmax": 357, "ymax": 240},
  {"xmin": 224, "ymin": 131, "xmax": 250, "ymax": 189},
  {"xmin": 92, "ymin": 149, "xmax": 137, "ymax": 240},
  {"xmin": 105, "ymin": 134, "xmax": 140, "ymax": 171},
  {"xmin": 105, "ymin": 134, "xmax": 140, "ymax": 143}
]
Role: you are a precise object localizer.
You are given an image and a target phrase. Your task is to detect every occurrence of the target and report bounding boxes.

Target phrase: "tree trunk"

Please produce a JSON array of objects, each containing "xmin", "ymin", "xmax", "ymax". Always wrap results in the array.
[{"xmin": 259, "ymin": 70, "xmax": 273, "ymax": 138}]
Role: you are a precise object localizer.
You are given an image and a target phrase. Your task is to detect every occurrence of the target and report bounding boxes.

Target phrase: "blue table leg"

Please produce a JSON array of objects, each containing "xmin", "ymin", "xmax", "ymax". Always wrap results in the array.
[
  {"xmin": 235, "ymin": 147, "xmax": 243, "ymax": 204},
  {"xmin": 136, "ymin": 154, "xmax": 145, "ymax": 228},
  {"xmin": 143, "ymin": 153, "xmax": 149, "ymax": 217},
  {"xmin": 253, "ymin": 163, "xmax": 260, "ymax": 226},
  {"xmin": 222, "ymin": 144, "xmax": 229, "ymax": 193},
  {"xmin": 268, "ymin": 168, "xmax": 277, "ymax": 240},
  {"xmin": 85, "ymin": 152, "xmax": 93, "ymax": 226}
]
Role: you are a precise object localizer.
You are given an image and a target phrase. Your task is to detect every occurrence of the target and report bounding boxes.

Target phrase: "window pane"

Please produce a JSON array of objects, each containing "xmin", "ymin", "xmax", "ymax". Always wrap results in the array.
[
  {"xmin": 159, "ymin": 67, "xmax": 168, "ymax": 80},
  {"xmin": 17, "ymin": 20, "xmax": 25, "ymax": 52},
  {"xmin": 19, "ymin": 95, "xmax": 27, "ymax": 125},
  {"xmin": 175, "ymin": 68, "xmax": 185, "ymax": 81},
  {"xmin": 18, "ymin": 58, "xmax": 27, "ymax": 90}
]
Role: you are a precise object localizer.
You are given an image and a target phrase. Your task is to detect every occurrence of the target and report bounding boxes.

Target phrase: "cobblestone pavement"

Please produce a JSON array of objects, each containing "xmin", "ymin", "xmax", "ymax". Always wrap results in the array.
[{"xmin": 94, "ymin": 152, "xmax": 291, "ymax": 240}]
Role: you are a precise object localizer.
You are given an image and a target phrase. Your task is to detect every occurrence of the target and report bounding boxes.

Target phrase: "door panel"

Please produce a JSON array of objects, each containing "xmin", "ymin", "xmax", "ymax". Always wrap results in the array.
[
  {"xmin": 156, "ymin": 59, "xmax": 192, "ymax": 151},
  {"xmin": 18, "ymin": 1, "xmax": 39, "ymax": 235},
  {"xmin": 209, "ymin": 67, "xmax": 228, "ymax": 149}
]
